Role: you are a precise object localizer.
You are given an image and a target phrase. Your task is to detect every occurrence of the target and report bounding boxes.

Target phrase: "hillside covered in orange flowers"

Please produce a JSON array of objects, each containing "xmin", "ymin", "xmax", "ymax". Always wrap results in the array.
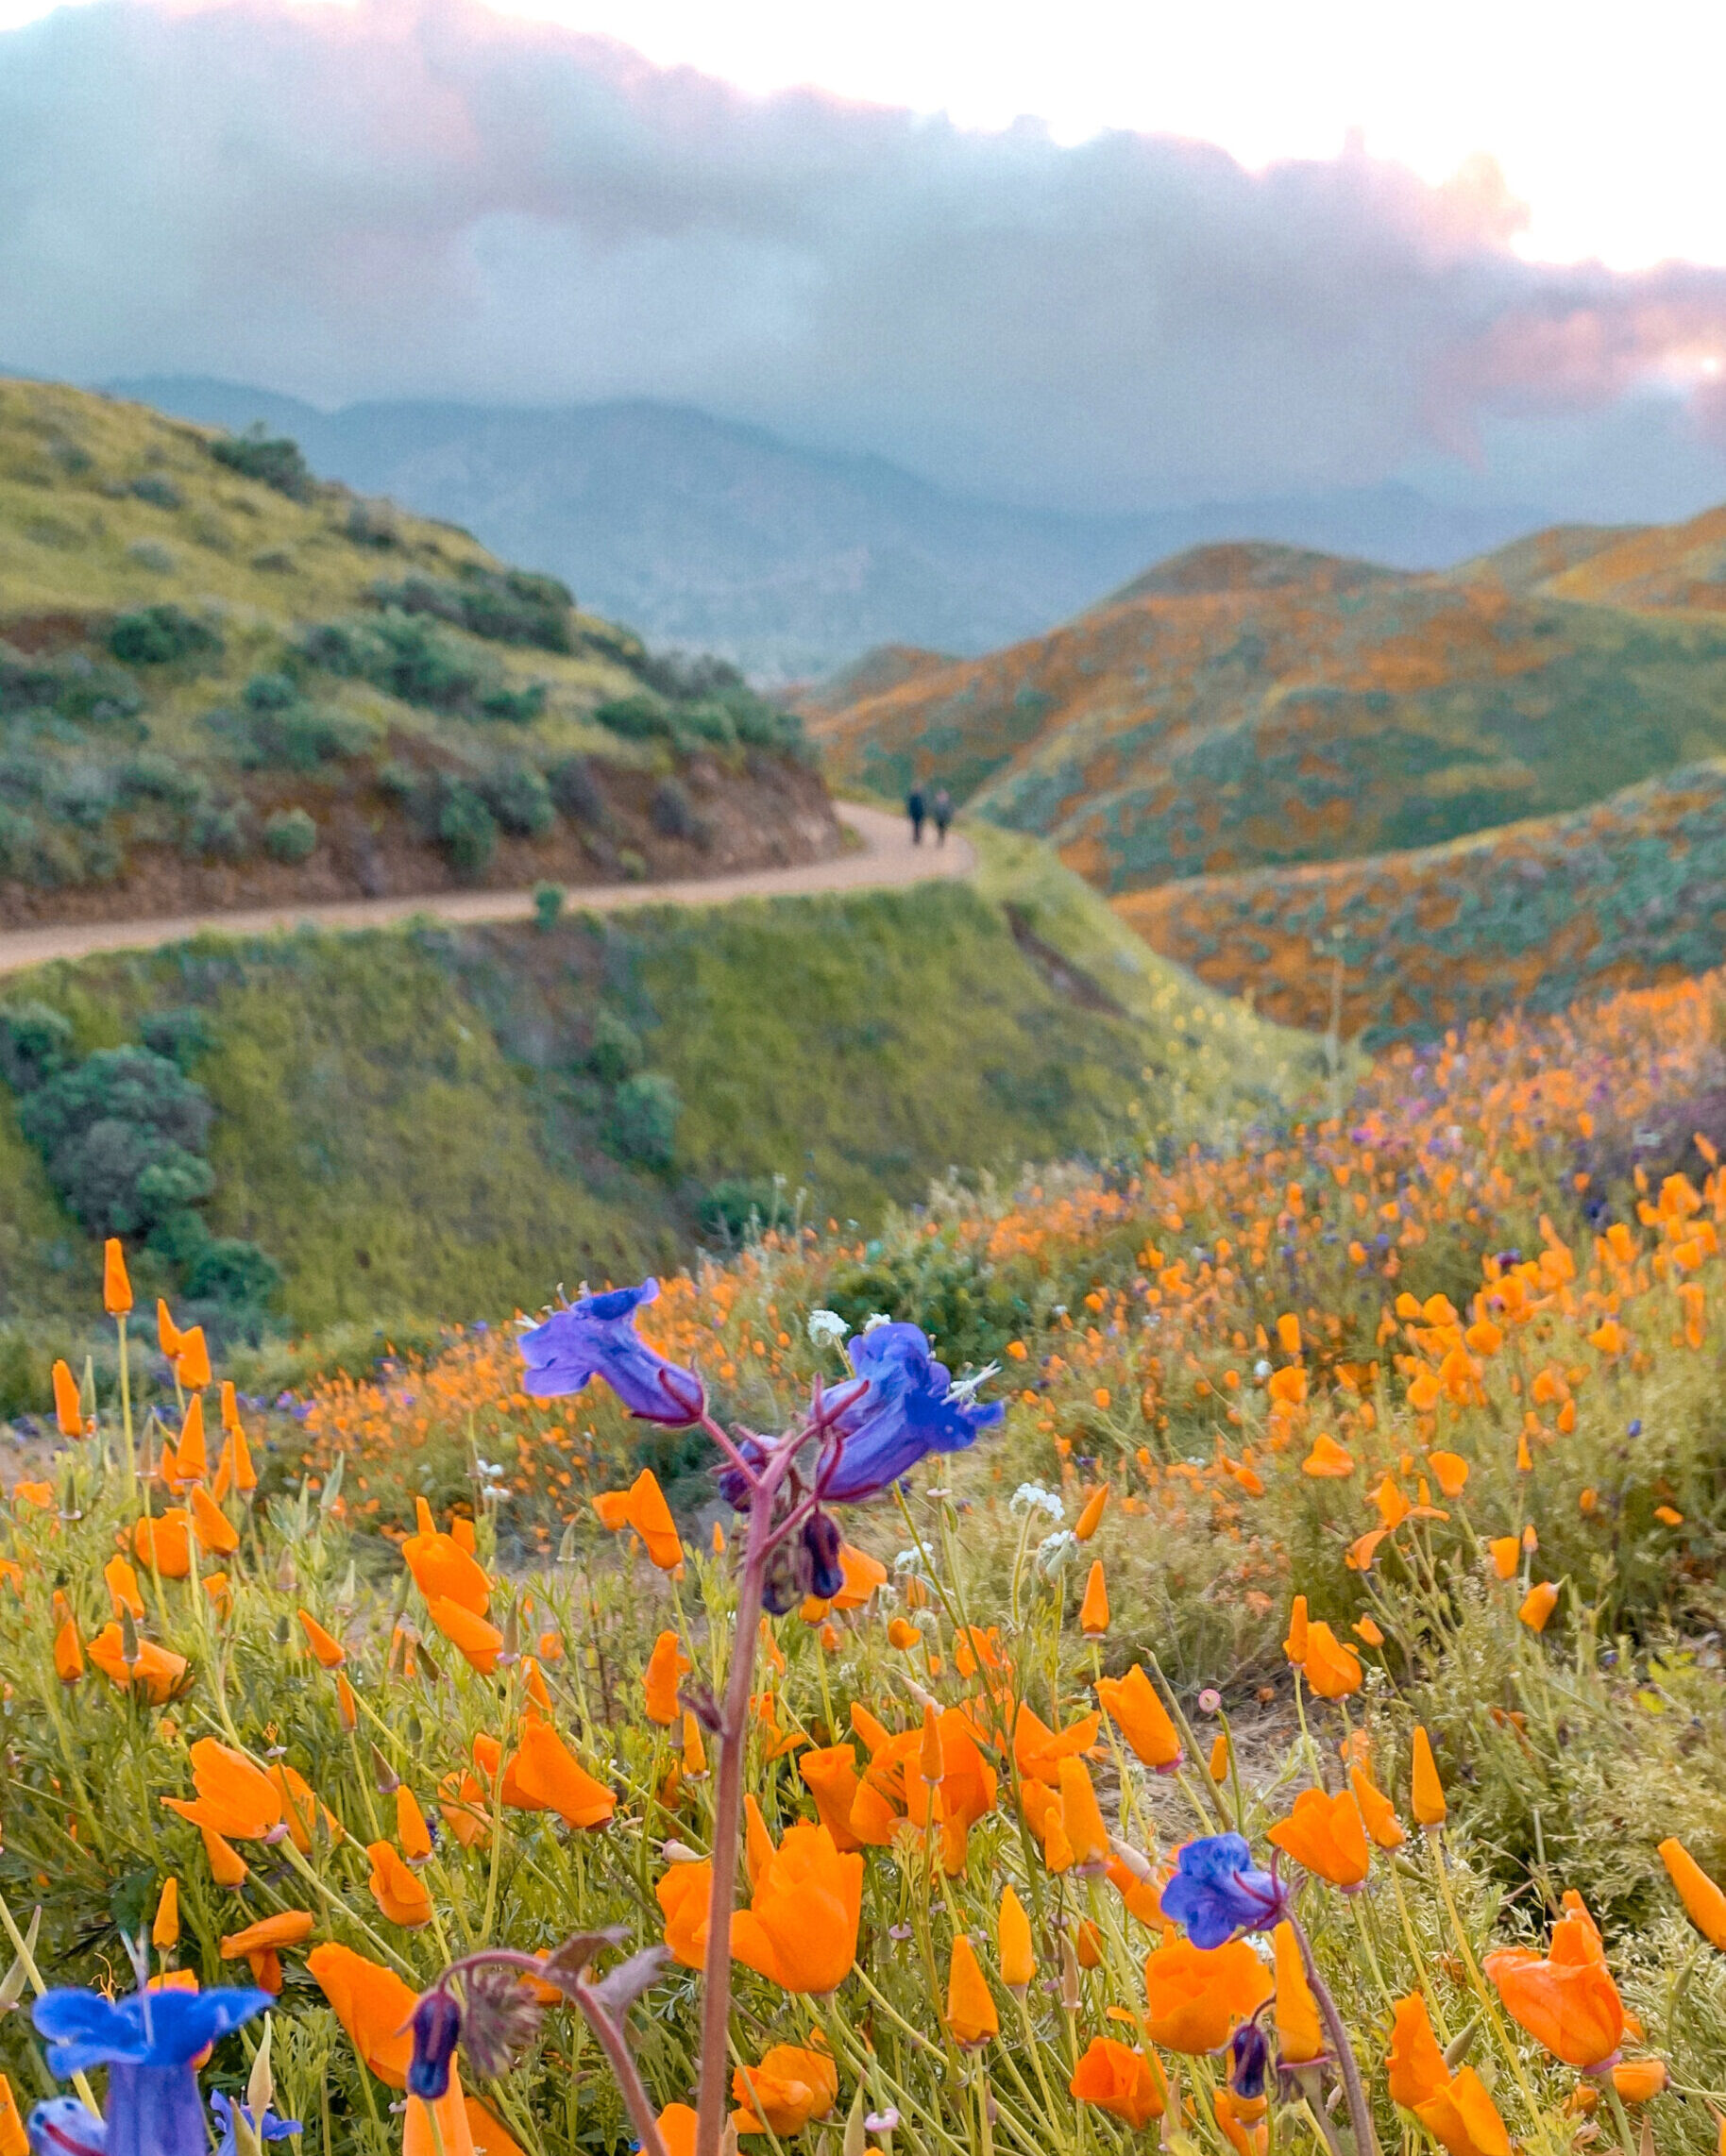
[{"xmin": 809, "ymin": 505, "xmax": 1726, "ymax": 1036}]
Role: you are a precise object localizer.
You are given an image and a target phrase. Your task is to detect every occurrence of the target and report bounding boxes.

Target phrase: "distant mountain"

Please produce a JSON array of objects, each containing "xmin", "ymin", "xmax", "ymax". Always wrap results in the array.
[
  {"xmin": 808, "ymin": 532, "xmax": 1726, "ymax": 893},
  {"xmin": 104, "ymin": 378, "xmax": 1545, "ymax": 681}
]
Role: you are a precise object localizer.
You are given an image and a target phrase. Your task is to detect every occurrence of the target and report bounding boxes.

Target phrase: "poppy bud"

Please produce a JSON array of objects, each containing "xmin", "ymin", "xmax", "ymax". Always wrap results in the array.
[
  {"xmin": 408, "ymin": 1988, "xmax": 462, "ymax": 2098},
  {"xmin": 1228, "ymin": 2022, "xmax": 1270, "ymax": 2100},
  {"xmin": 804, "ymin": 1510, "xmax": 845, "ymax": 1603}
]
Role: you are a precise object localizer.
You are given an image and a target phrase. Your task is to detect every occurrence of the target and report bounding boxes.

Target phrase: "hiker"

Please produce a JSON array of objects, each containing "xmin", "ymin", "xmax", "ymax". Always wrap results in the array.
[
  {"xmin": 933, "ymin": 787, "xmax": 953, "ymax": 845},
  {"xmin": 906, "ymin": 787, "xmax": 925, "ymax": 844}
]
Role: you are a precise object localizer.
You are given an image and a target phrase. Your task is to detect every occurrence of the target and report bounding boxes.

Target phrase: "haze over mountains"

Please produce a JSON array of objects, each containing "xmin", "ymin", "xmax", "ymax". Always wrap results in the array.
[{"xmin": 112, "ymin": 377, "xmax": 1548, "ymax": 679}]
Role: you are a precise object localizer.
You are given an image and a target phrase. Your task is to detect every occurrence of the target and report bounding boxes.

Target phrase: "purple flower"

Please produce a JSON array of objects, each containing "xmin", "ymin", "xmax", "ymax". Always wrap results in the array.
[
  {"xmin": 211, "ymin": 2090, "xmax": 300, "ymax": 2154},
  {"xmin": 1228, "ymin": 2022, "xmax": 1270, "ymax": 2099},
  {"xmin": 518, "ymin": 1280, "xmax": 703, "ymax": 1425},
  {"xmin": 408, "ymin": 1990, "xmax": 463, "ymax": 2099},
  {"xmin": 33, "ymin": 1986, "xmax": 272, "ymax": 2156},
  {"xmin": 1159, "ymin": 1834, "xmax": 1283, "ymax": 1949},
  {"xmin": 26, "ymin": 2097, "xmax": 107, "ymax": 2153},
  {"xmin": 820, "ymin": 1323, "xmax": 1003, "ymax": 1502}
]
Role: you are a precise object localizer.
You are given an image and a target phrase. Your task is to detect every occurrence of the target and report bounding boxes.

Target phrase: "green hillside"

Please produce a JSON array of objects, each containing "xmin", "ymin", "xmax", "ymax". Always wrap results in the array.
[
  {"xmin": 0, "ymin": 835, "xmax": 1324, "ymax": 1352},
  {"xmin": 0, "ymin": 376, "xmax": 825, "ymax": 921}
]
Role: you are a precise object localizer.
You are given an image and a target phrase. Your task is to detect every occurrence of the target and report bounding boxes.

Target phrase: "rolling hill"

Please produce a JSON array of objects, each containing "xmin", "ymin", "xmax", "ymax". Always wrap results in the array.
[
  {"xmin": 0, "ymin": 377, "xmax": 835, "ymax": 929},
  {"xmin": 809, "ymin": 512, "xmax": 1726, "ymax": 1037}
]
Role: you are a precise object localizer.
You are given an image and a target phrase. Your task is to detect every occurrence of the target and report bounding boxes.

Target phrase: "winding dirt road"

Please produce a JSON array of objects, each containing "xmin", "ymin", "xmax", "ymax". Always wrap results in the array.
[{"xmin": 0, "ymin": 803, "xmax": 974, "ymax": 976}]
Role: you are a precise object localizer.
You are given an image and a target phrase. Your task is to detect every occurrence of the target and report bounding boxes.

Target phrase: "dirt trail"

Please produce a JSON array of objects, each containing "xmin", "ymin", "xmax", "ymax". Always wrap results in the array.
[{"xmin": 0, "ymin": 804, "xmax": 973, "ymax": 975}]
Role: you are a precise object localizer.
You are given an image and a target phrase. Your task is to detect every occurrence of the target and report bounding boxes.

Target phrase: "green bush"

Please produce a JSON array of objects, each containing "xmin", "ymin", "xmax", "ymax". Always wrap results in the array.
[
  {"xmin": 651, "ymin": 776, "xmax": 708, "ymax": 844},
  {"xmin": 533, "ymin": 882, "xmax": 564, "ymax": 932},
  {"xmin": 368, "ymin": 567, "xmax": 573, "ymax": 653},
  {"xmin": 262, "ymin": 807, "xmax": 317, "ymax": 863},
  {"xmin": 0, "ymin": 1001, "xmax": 74, "ymax": 1092},
  {"xmin": 588, "ymin": 1007, "xmax": 643, "ymax": 1084},
  {"xmin": 210, "ymin": 428, "xmax": 313, "ymax": 500},
  {"xmin": 548, "ymin": 756, "xmax": 604, "ymax": 823},
  {"xmin": 108, "ymin": 605, "xmax": 221, "ymax": 666},
  {"xmin": 699, "ymin": 1175, "xmax": 790, "ymax": 1242},
  {"xmin": 482, "ymin": 762, "xmax": 554, "ymax": 838},
  {"xmin": 301, "ymin": 612, "xmax": 544, "ymax": 725},
  {"xmin": 182, "ymin": 1235, "xmax": 282, "ymax": 1312},
  {"xmin": 612, "ymin": 1070, "xmax": 680, "ymax": 1169},
  {"xmin": 415, "ymin": 775, "xmax": 496, "ymax": 874},
  {"xmin": 243, "ymin": 671, "xmax": 298, "ymax": 711},
  {"xmin": 183, "ymin": 800, "xmax": 252, "ymax": 860},
  {"xmin": 16, "ymin": 1046, "xmax": 215, "ymax": 1238},
  {"xmin": 592, "ymin": 692, "xmax": 673, "ymax": 741},
  {"xmin": 140, "ymin": 1007, "xmax": 214, "ymax": 1070}
]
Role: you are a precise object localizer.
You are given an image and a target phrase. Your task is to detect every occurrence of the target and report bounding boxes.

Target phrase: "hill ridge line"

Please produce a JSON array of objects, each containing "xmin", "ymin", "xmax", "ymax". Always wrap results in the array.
[{"xmin": 0, "ymin": 803, "xmax": 971, "ymax": 975}]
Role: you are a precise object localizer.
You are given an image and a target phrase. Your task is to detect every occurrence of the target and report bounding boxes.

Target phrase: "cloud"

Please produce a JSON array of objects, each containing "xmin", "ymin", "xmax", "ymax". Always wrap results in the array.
[{"xmin": 5, "ymin": 0, "xmax": 1726, "ymax": 509}]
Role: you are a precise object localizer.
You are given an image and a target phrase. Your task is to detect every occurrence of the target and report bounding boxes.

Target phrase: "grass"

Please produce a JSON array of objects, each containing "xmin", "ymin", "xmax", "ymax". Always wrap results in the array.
[{"xmin": 0, "ymin": 834, "xmax": 1323, "ymax": 1345}]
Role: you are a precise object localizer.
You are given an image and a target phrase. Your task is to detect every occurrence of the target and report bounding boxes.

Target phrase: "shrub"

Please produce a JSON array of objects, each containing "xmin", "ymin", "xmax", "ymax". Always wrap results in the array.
[
  {"xmin": 533, "ymin": 882, "xmax": 564, "ymax": 932},
  {"xmin": 52, "ymin": 662, "xmax": 146, "ymax": 734},
  {"xmin": 182, "ymin": 1235, "xmax": 282, "ymax": 1312},
  {"xmin": 592, "ymin": 692, "xmax": 673, "ymax": 741},
  {"xmin": 108, "ymin": 604, "xmax": 221, "ymax": 666},
  {"xmin": 117, "ymin": 754, "xmax": 202, "ymax": 811},
  {"xmin": 477, "ymin": 682, "xmax": 546, "ymax": 725},
  {"xmin": 587, "ymin": 1007, "xmax": 643, "ymax": 1084},
  {"xmin": 184, "ymin": 800, "xmax": 252, "ymax": 860},
  {"xmin": 0, "ymin": 1001, "xmax": 74, "ymax": 1092},
  {"xmin": 482, "ymin": 762, "xmax": 554, "ymax": 838},
  {"xmin": 140, "ymin": 1007, "xmax": 214, "ymax": 1070},
  {"xmin": 699, "ymin": 1175, "xmax": 790, "ymax": 1242},
  {"xmin": 547, "ymin": 755, "xmax": 604, "ymax": 823},
  {"xmin": 368, "ymin": 567, "xmax": 573, "ymax": 652},
  {"xmin": 243, "ymin": 671, "xmax": 297, "ymax": 712},
  {"xmin": 344, "ymin": 498, "xmax": 398, "ymax": 548},
  {"xmin": 263, "ymin": 807, "xmax": 317, "ymax": 863},
  {"xmin": 651, "ymin": 777, "xmax": 708, "ymax": 844},
  {"xmin": 210, "ymin": 427, "xmax": 313, "ymax": 500},
  {"xmin": 16, "ymin": 1046, "xmax": 215, "ymax": 1238},
  {"xmin": 415, "ymin": 775, "xmax": 497, "ymax": 874},
  {"xmin": 612, "ymin": 1070, "xmax": 680, "ymax": 1169},
  {"xmin": 128, "ymin": 474, "xmax": 183, "ymax": 511}
]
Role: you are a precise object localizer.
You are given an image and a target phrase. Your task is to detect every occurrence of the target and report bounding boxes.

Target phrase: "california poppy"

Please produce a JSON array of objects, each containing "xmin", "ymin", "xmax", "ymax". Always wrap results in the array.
[
  {"xmin": 731, "ymin": 1822, "xmax": 862, "ymax": 1994},
  {"xmin": 189, "ymin": 1486, "xmax": 238, "ymax": 1557},
  {"xmin": 87, "ymin": 1625, "xmax": 186, "ymax": 1703},
  {"xmin": 1070, "ymin": 2039, "xmax": 1164, "ymax": 2128},
  {"xmin": 1411, "ymin": 1727, "xmax": 1447, "ymax": 1828},
  {"xmin": 1142, "ymin": 1936, "xmax": 1273, "ymax": 2053},
  {"xmin": 1266, "ymin": 1788, "xmax": 1370, "ymax": 1888},
  {"xmin": 1097, "ymin": 1663, "xmax": 1183, "ymax": 1771},
  {"xmin": 1078, "ymin": 1559, "xmax": 1109, "ymax": 1636},
  {"xmin": 592, "ymin": 1468, "xmax": 683, "ymax": 1571},
  {"xmin": 1075, "ymin": 1485, "xmax": 1109, "ymax": 1541},
  {"xmin": 1301, "ymin": 1624, "xmax": 1362, "ymax": 1700},
  {"xmin": 946, "ymin": 1936, "xmax": 999, "ymax": 2046},
  {"xmin": 798, "ymin": 1744, "xmax": 863, "ymax": 1851},
  {"xmin": 1348, "ymin": 1765, "xmax": 1406, "ymax": 1850},
  {"xmin": 999, "ymin": 1884, "xmax": 1035, "ymax": 1990},
  {"xmin": 1658, "ymin": 1836, "xmax": 1726, "ymax": 1949},
  {"xmin": 1483, "ymin": 1894, "xmax": 1624, "ymax": 2069},
  {"xmin": 298, "ymin": 1609, "xmax": 346, "ymax": 1669},
  {"xmin": 1058, "ymin": 1756, "xmax": 1109, "ymax": 1869},
  {"xmin": 1519, "ymin": 1581, "xmax": 1560, "ymax": 1632},
  {"xmin": 133, "ymin": 1509, "xmax": 193, "ymax": 1579},
  {"xmin": 51, "ymin": 1359, "xmax": 82, "ymax": 1440},
  {"xmin": 643, "ymin": 1631, "xmax": 690, "ymax": 1726},
  {"xmin": 1272, "ymin": 1922, "xmax": 1322, "ymax": 2064},
  {"xmin": 1387, "ymin": 1992, "xmax": 1512, "ymax": 2156},
  {"xmin": 163, "ymin": 1738, "xmax": 281, "ymax": 1840},
  {"xmin": 51, "ymin": 1592, "xmax": 84, "ymax": 1684},
  {"xmin": 103, "ymin": 1238, "xmax": 133, "ymax": 1317},
  {"xmin": 403, "ymin": 1500, "xmax": 492, "ymax": 1615},
  {"xmin": 427, "ymin": 1596, "xmax": 504, "ymax": 1675},
  {"xmin": 732, "ymin": 2046, "xmax": 838, "ymax": 2134},
  {"xmin": 219, "ymin": 1910, "xmax": 314, "ymax": 1994},
  {"xmin": 366, "ymin": 1839, "xmax": 433, "ymax": 1928}
]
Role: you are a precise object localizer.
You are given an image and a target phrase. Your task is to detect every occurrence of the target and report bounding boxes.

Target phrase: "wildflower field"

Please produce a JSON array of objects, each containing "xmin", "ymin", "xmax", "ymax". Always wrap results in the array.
[{"xmin": 8, "ymin": 966, "xmax": 1726, "ymax": 2155}]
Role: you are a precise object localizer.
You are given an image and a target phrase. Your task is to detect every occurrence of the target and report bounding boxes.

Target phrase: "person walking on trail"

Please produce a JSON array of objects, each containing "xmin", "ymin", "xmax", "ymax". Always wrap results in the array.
[
  {"xmin": 906, "ymin": 787, "xmax": 926, "ymax": 844},
  {"xmin": 933, "ymin": 787, "xmax": 953, "ymax": 845}
]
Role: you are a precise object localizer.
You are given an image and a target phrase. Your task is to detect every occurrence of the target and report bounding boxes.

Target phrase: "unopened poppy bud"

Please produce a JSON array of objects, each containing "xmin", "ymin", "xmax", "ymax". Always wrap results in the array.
[
  {"xmin": 370, "ymin": 1744, "xmax": 400, "ymax": 1794},
  {"xmin": 408, "ymin": 1988, "xmax": 462, "ymax": 2098},
  {"xmin": 1058, "ymin": 1932, "xmax": 1081, "ymax": 2011},
  {"xmin": 1411, "ymin": 1726, "xmax": 1447, "ymax": 1828},
  {"xmin": 842, "ymin": 2084, "xmax": 867, "ymax": 2156}
]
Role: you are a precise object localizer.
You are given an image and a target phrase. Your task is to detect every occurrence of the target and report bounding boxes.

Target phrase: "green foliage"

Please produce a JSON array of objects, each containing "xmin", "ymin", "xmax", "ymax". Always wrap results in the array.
[
  {"xmin": 107, "ymin": 602, "xmax": 221, "ymax": 665},
  {"xmin": 15, "ymin": 1044, "xmax": 213, "ymax": 1236},
  {"xmin": 209, "ymin": 425, "xmax": 314, "ymax": 499},
  {"xmin": 482, "ymin": 760, "xmax": 555, "ymax": 837},
  {"xmin": 0, "ymin": 998, "xmax": 74, "ymax": 1091},
  {"xmin": 587, "ymin": 1006, "xmax": 643, "ymax": 1083},
  {"xmin": 262, "ymin": 805, "xmax": 318, "ymax": 863},
  {"xmin": 417, "ymin": 773, "xmax": 497, "ymax": 873},
  {"xmin": 612, "ymin": 1070, "xmax": 681, "ymax": 1168},
  {"xmin": 533, "ymin": 880, "xmax": 564, "ymax": 932},
  {"xmin": 698, "ymin": 1174, "xmax": 791, "ymax": 1242},
  {"xmin": 651, "ymin": 775, "xmax": 708, "ymax": 843},
  {"xmin": 300, "ymin": 611, "xmax": 545, "ymax": 724},
  {"xmin": 367, "ymin": 564, "xmax": 574, "ymax": 651}
]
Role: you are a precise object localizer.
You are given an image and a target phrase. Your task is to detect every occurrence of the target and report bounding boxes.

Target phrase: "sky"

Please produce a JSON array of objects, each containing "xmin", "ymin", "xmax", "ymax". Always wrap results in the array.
[{"xmin": 4, "ymin": 0, "xmax": 1726, "ymax": 516}]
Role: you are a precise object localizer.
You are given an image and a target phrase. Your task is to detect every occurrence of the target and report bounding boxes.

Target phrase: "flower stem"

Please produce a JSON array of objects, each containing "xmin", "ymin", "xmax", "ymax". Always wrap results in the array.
[
  {"xmin": 1286, "ymin": 1911, "xmax": 1380, "ymax": 2156},
  {"xmin": 693, "ymin": 1477, "xmax": 775, "ymax": 2156}
]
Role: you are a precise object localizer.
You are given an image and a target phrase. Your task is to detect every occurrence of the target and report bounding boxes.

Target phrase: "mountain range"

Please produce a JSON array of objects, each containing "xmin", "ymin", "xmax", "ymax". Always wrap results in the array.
[{"xmin": 106, "ymin": 377, "xmax": 1545, "ymax": 681}]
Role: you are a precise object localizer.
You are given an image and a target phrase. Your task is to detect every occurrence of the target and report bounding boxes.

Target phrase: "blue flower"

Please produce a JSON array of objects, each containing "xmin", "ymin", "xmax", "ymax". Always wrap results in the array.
[
  {"xmin": 33, "ymin": 1986, "xmax": 272, "ymax": 2156},
  {"xmin": 518, "ymin": 1280, "xmax": 703, "ymax": 1425},
  {"xmin": 408, "ymin": 1990, "xmax": 463, "ymax": 2099},
  {"xmin": 211, "ymin": 2090, "xmax": 301, "ymax": 2154},
  {"xmin": 821, "ymin": 1323, "xmax": 1003, "ymax": 1502},
  {"xmin": 1159, "ymin": 1834, "xmax": 1284, "ymax": 1949},
  {"xmin": 26, "ymin": 2097, "xmax": 107, "ymax": 2153}
]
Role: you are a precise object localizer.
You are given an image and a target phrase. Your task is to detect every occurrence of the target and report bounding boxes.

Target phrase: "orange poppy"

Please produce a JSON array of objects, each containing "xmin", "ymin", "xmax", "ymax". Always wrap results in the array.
[
  {"xmin": 1487, "ymin": 1536, "xmax": 1521, "ymax": 1580},
  {"xmin": 1283, "ymin": 1596, "xmax": 1310, "ymax": 1664},
  {"xmin": 311, "ymin": 1937, "xmax": 474, "ymax": 2153},
  {"xmin": 1301, "ymin": 1435, "xmax": 1356, "ymax": 1479},
  {"xmin": 1427, "ymin": 1451, "xmax": 1470, "ymax": 1498},
  {"xmin": 268, "ymin": 1761, "xmax": 338, "ymax": 1854},
  {"xmin": 1387, "ymin": 1993, "xmax": 1512, "ymax": 2156},
  {"xmin": 189, "ymin": 1486, "xmax": 238, "ymax": 1557},
  {"xmin": 397, "ymin": 1785, "xmax": 434, "ymax": 1861},
  {"xmin": 1658, "ymin": 1836, "xmax": 1726, "ymax": 1949},
  {"xmin": 51, "ymin": 1592, "xmax": 84, "ymax": 1684},
  {"xmin": 731, "ymin": 1821, "xmax": 862, "ymax": 1994},
  {"xmin": 1301, "ymin": 1624, "xmax": 1362, "ymax": 1699},
  {"xmin": 1070, "ymin": 2039, "xmax": 1164, "ymax": 2128},
  {"xmin": 1266, "ymin": 1788, "xmax": 1370, "ymax": 1887},
  {"xmin": 592, "ymin": 1468, "xmax": 683, "ymax": 1570},
  {"xmin": 219, "ymin": 1910, "xmax": 314, "ymax": 1994},
  {"xmin": 732, "ymin": 2046, "xmax": 838, "ymax": 2134},
  {"xmin": 1411, "ymin": 1727, "xmax": 1447, "ymax": 1828},
  {"xmin": 657, "ymin": 1859, "xmax": 712, "ymax": 1970},
  {"xmin": 1519, "ymin": 1581, "xmax": 1560, "ymax": 1632},
  {"xmin": 1097, "ymin": 1663, "xmax": 1183, "ymax": 1770},
  {"xmin": 104, "ymin": 1238, "xmax": 133, "ymax": 1317},
  {"xmin": 505, "ymin": 1713, "xmax": 616, "ymax": 1828},
  {"xmin": 428, "ymin": 1596, "xmax": 505, "ymax": 1675},
  {"xmin": 1013, "ymin": 1702, "xmax": 1101, "ymax": 1784},
  {"xmin": 163, "ymin": 1738, "xmax": 282, "ymax": 1839},
  {"xmin": 1075, "ymin": 1486, "xmax": 1109, "ymax": 1541},
  {"xmin": 643, "ymin": 1630, "xmax": 690, "ymax": 1726},
  {"xmin": 1078, "ymin": 1559, "xmax": 1109, "ymax": 1635},
  {"xmin": 298, "ymin": 1609, "xmax": 347, "ymax": 1668},
  {"xmin": 1483, "ymin": 1894, "xmax": 1624, "ymax": 2069},
  {"xmin": 403, "ymin": 1499, "xmax": 492, "ymax": 1615},
  {"xmin": 999, "ymin": 1885, "xmax": 1036, "ymax": 1989},
  {"xmin": 946, "ymin": 1936, "xmax": 999, "ymax": 2046},
  {"xmin": 798, "ymin": 1744, "xmax": 863, "ymax": 1852},
  {"xmin": 1058, "ymin": 1756, "xmax": 1109, "ymax": 1869},
  {"xmin": 657, "ymin": 2105, "xmax": 698, "ymax": 2156},
  {"xmin": 0, "ymin": 2072, "xmax": 28, "ymax": 2156},
  {"xmin": 367, "ymin": 1839, "xmax": 434, "ymax": 1928},
  {"xmin": 133, "ymin": 1509, "xmax": 193, "ymax": 1579},
  {"xmin": 88, "ymin": 1624, "xmax": 186, "ymax": 1704},
  {"xmin": 1348, "ymin": 1765, "xmax": 1406, "ymax": 1850},
  {"xmin": 172, "ymin": 1399, "xmax": 208, "ymax": 1486},
  {"xmin": 51, "ymin": 1359, "xmax": 83, "ymax": 1439},
  {"xmin": 201, "ymin": 1824, "xmax": 247, "ymax": 1888},
  {"xmin": 1142, "ymin": 1936, "xmax": 1273, "ymax": 2053},
  {"xmin": 1611, "ymin": 2060, "xmax": 1668, "ymax": 2103},
  {"xmin": 1272, "ymin": 1922, "xmax": 1323, "ymax": 2064},
  {"xmin": 152, "ymin": 1878, "xmax": 179, "ymax": 1950}
]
